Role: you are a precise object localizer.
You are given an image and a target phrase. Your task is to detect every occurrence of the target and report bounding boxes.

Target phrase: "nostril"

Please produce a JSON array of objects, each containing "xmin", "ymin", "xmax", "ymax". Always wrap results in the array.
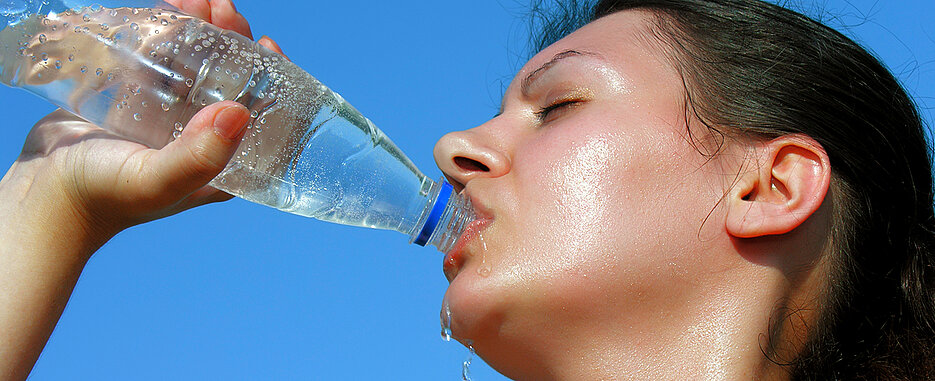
[{"xmin": 454, "ymin": 156, "xmax": 490, "ymax": 172}]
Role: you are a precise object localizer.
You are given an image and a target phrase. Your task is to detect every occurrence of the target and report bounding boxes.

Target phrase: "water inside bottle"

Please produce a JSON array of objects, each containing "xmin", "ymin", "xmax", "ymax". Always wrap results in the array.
[{"xmin": 0, "ymin": 6, "xmax": 433, "ymax": 233}]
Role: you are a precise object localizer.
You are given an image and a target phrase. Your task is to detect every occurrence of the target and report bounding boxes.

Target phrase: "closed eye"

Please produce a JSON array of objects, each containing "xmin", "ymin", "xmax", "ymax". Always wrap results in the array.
[{"xmin": 535, "ymin": 99, "xmax": 582, "ymax": 122}]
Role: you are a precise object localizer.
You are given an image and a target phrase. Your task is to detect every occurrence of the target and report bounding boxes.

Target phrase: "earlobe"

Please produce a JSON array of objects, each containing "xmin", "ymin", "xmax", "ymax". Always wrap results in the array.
[{"xmin": 726, "ymin": 135, "xmax": 831, "ymax": 238}]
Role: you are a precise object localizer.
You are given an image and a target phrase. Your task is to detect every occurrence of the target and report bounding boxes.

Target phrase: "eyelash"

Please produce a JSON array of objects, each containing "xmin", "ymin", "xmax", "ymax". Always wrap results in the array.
[{"xmin": 535, "ymin": 99, "xmax": 581, "ymax": 121}]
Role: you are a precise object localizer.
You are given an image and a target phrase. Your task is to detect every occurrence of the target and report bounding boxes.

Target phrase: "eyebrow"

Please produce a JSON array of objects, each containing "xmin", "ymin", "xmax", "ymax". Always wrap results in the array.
[
  {"xmin": 495, "ymin": 49, "xmax": 601, "ymax": 117},
  {"xmin": 521, "ymin": 49, "xmax": 599, "ymax": 95}
]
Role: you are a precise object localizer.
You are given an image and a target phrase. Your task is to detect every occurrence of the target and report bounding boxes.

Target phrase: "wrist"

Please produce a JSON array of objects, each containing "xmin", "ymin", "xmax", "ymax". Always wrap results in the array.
[{"xmin": 0, "ymin": 159, "xmax": 117, "ymax": 260}]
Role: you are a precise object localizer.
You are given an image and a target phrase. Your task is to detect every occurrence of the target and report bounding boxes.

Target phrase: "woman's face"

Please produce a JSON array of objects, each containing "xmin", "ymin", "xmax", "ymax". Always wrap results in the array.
[{"xmin": 435, "ymin": 11, "xmax": 739, "ymax": 376}]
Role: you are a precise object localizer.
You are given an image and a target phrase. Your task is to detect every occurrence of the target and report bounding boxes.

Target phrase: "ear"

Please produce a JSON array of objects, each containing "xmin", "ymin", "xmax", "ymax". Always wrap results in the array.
[{"xmin": 726, "ymin": 135, "xmax": 831, "ymax": 238}]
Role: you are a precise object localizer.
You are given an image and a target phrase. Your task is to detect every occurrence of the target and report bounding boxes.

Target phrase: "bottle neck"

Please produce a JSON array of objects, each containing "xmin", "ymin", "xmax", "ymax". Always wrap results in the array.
[{"xmin": 410, "ymin": 179, "xmax": 474, "ymax": 253}]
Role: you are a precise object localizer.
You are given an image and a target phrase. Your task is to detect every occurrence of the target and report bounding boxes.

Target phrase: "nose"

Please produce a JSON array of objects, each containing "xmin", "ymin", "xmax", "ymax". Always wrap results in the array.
[{"xmin": 433, "ymin": 127, "xmax": 510, "ymax": 192}]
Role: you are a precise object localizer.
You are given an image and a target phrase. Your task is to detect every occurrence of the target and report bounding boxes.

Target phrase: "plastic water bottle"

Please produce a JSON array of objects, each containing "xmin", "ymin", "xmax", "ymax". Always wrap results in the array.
[{"xmin": 0, "ymin": 0, "xmax": 474, "ymax": 252}]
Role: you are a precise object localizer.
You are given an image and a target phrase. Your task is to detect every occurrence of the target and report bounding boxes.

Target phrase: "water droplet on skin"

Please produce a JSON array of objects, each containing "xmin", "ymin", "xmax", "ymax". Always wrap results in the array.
[
  {"xmin": 441, "ymin": 295, "xmax": 453, "ymax": 342},
  {"xmin": 194, "ymin": 45, "xmax": 202, "ymax": 51},
  {"xmin": 172, "ymin": 130, "xmax": 181, "ymax": 139},
  {"xmin": 141, "ymin": 101, "xmax": 148, "ymax": 107},
  {"xmin": 129, "ymin": 23, "xmax": 139, "ymax": 31},
  {"xmin": 37, "ymin": 34, "xmax": 46, "ymax": 43},
  {"xmin": 161, "ymin": 102, "xmax": 170, "ymax": 111},
  {"xmin": 174, "ymin": 122, "xmax": 183, "ymax": 130},
  {"xmin": 133, "ymin": 113, "xmax": 142, "ymax": 121},
  {"xmin": 476, "ymin": 233, "xmax": 491, "ymax": 277}
]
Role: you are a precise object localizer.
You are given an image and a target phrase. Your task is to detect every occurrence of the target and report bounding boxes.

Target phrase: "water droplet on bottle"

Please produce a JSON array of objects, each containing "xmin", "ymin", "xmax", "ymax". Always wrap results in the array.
[
  {"xmin": 123, "ymin": 16, "xmax": 130, "ymax": 22},
  {"xmin": 161, "ymin": 102, "xmax": 170, "ymax": 111},
  {"xmin": 67, "ymin": 54, "xmax": 75, "ymax": 62},
  {"xmin": 147, "ymin": 15, "xmax": 157, "ymax": 22},
  {"xmin": 129, "ymin": 23, "xmax": 139, "ymax": 31},
  {"xmin": 132, "ymin": 8, "xmax": 139, "ymax": 15},
  {"xmin": 80, "ymin": 65, "xmax": 88, "ymax": 73},
  {"xmin": 100, "ymin": 23, "xmax": 109, "ymax": 31},
  {"xmin": 39, "ymin": 53, "xmax": 48, "ymax": 61},
  {"xmin": 160, "ymin": 19, "xmax": 168, "ymax": 26},
  {"xmin": 185, "ymin": 78, "xmax": 194, "ymax": 87},
  {"xmin": 96, "ymin": 68, "xmax": 103, "ymax": 76},
  {"xmin": 54, "ymin": 60, "xmax": 62, "ymax": 69},
  {"xmin": 172, "ymin": 48, "xmax": 180, "ymax": 55},
  {"xmin": 107, "ymin": 73, "xmax": 115, "ymax": 81},
  {"xmin": 141, "ymin": 101, "xmax": 148, "ymax": 107},
  {"xmin": 194, "ymin": 45, "xmax": 202, "ymax": 52},
  {"xmin": 259, "ymin": 118, "xmax": 266, "ymax": 125},
  {"xmin": 172, "ymin": 130, "xmax": 181, "ymax": 139},
  {"xmin": 149, "ymin": 50, "xmax": 157, "ymax": 58},
  {"xmin": 175, "ymin": 122, "xmax": 184, "ymax": 131},
  {"xmin": 37, "ymin": 34, "xmax": 46, "ymax": 43},
  {"xmin": 250, "ymin": 110, "xmax": 259, "ymax": 118},
  {"xmin": 133, "ymin": 113, "xmax": 142, "ymax": 121},
  {"xmin": 82, "ymin": 14, "xmax": 91, "ymax": 22}
]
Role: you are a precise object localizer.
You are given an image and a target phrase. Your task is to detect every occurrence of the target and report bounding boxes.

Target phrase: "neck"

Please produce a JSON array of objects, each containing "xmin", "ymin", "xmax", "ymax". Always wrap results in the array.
[{"xmin": 541, "ymin": 264, "xmax": 801, "ymax": 380}]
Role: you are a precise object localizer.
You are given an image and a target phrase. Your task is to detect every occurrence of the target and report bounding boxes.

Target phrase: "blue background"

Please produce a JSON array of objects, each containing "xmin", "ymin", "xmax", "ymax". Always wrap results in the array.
[{"xmin": 2, "ymin": 0, "xmax": 932, "ymax": 379}]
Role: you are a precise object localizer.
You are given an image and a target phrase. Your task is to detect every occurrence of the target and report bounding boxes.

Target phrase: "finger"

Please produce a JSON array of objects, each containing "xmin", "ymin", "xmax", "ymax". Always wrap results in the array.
[
  {"xmin": 170, "ymin": 186, "xmax": 235, "ymax": 213},
  {"xmin": 208, "ymin": 0, "xmax": 253, "ymax": 39},
  {"xmin": 258, "ymin": 36, "xmax": 288, "ymax": 60},
  {"xmin": 167, "ymin": 0, "xmax": 212, "ymax": 22},
  {"xmin": 141, "ymin": 101, "xmax": 249, "ymax": 203}
]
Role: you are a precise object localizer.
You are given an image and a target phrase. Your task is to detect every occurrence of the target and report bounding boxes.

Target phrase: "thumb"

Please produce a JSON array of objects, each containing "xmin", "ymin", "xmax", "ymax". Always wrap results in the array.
[{"xmin": 144, "ymin": 101, "xmax": 250, "ymax": 202}]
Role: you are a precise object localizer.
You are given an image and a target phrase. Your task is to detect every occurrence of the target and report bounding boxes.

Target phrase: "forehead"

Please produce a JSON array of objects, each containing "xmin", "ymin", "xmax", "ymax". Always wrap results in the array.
[{"xmin": 509, "ymin": 10, "xmax": 673, "ymax": 94}]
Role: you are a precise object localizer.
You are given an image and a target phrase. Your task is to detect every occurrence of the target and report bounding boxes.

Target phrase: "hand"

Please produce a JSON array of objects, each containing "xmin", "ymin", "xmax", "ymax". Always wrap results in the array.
[{"xmin": 0, "ymin": 1, "xmax": 287, "ymax": 379}]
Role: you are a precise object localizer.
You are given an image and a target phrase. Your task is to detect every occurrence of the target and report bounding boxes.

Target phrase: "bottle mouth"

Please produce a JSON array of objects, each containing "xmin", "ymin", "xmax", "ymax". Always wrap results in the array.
[{"xmin": 413, "ymin": 181, "xmax": 453, "ymax": 246}]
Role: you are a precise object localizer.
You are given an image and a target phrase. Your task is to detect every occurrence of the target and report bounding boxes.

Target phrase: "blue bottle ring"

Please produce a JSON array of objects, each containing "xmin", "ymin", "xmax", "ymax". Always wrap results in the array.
[{"xmin": 414, "ymin": 182, "xmax": 453, "ymax": 246}]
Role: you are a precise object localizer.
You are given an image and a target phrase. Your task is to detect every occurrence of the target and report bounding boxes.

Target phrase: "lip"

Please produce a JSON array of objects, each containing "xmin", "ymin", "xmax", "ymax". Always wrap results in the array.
[{"xmin": 443, "ymin": 196, "xmax": 494, "ymax": 281}]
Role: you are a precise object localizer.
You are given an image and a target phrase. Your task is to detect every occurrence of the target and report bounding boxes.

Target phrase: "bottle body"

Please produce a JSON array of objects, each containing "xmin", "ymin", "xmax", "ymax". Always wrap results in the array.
[{"xmin": 0, "ymin": 2, "xmax": 472, "ymax": 251}]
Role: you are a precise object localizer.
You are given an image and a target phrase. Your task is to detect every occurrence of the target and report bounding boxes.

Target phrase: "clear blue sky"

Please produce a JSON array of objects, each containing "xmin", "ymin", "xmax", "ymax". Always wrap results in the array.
[{"xmin": 2, "ymin": 0, "xmax": 932, "ymax": 379}]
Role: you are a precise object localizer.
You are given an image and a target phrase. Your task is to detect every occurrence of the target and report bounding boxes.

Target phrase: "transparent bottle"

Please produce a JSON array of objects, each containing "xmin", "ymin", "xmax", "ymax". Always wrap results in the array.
[{"xmin": 0, "ymin": 0, "xmax": 473, "ymax": 252}]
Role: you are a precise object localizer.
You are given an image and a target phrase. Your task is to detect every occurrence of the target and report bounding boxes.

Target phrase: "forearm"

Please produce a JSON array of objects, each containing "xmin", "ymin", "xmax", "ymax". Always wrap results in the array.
[{"xmin": 0, "ymin": 161, "xmax": 111, "ymax": 380}]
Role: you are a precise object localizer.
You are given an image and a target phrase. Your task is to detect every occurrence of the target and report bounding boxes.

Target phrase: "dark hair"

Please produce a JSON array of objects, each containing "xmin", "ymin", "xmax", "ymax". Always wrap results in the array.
[{"xmin": 530, "ymin": 0, "xmax": 935, "ymax": 378}]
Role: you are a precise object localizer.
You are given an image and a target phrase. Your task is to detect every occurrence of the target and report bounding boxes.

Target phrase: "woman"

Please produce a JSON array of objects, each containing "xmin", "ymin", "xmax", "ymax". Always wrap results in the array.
[
  {"xmin": 1, "ymin": 0, "xmax": 932, "ymax": 380},
  {"xmin": 433, "ymin": 0, "xmax": 935, "ymax": 379}
]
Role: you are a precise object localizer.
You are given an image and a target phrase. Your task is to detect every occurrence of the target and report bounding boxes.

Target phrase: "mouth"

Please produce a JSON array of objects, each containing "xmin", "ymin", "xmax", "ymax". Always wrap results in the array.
[{"xmin": 443, "ymin": 197, "xmax": 493, "ymax": 281}]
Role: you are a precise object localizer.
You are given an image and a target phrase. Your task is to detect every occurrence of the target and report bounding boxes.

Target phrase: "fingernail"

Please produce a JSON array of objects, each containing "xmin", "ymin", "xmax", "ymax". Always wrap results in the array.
[
  {"xmin": 224, "ymin": 0, "xmax": 237, "ymax": 13},
  {"xmin": 213, "ymin": 104, "xmax": 249, "ymax": 141}
]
